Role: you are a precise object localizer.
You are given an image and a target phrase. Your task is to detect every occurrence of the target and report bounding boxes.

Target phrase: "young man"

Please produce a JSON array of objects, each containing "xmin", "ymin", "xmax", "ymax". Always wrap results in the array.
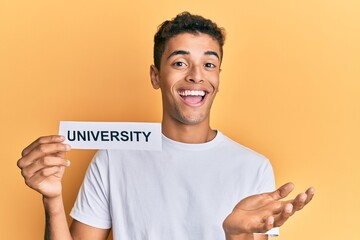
[{"xmin": 17, "ymin": 12, "xmax": 315, "ymax": 240}]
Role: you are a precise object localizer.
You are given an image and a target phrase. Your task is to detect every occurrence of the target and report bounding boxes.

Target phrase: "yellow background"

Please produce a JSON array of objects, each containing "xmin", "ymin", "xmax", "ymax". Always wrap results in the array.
[{"xmin": 1, "ymin": 0, "xmax": 359, "ymax": 239}]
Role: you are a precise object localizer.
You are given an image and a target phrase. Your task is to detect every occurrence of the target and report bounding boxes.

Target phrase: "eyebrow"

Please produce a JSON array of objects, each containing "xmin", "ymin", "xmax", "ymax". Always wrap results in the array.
[
  {"xmin": 167, "ymin": 50, "xmax": 189, "ymax": 60},
  {"xmin": 204, "ymin": 50, "xmax": 220, "ymax": 60},
  {"xmin": 167, "ymin": 50, "xmax": 220, "ymax": 60}
]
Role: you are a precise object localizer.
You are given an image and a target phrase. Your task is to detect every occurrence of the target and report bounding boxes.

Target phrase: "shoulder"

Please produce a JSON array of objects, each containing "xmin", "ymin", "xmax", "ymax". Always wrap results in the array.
[
  {"xmin": 91, "ymin": 149, "xmax": 110, "ymax": 162},
  {"xmin": 218, "ymin": 132, "xmax": 269, "ymax": 163},
  {"xmin": 88, "ymin": 149, "xmax": 111, "ymax": 171}
]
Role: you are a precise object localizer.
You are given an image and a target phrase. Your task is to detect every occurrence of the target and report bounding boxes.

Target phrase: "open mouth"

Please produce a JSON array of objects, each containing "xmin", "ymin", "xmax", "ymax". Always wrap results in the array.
[{"xmin": 178, "ymin": 90, "xmax": 207, "ymax": 105}]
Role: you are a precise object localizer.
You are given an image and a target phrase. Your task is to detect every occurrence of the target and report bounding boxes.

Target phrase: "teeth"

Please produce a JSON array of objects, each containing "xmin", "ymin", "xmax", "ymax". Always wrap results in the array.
[{"xmin": 179, "ymin": 90, "xmax": 206, "ymax": 97}]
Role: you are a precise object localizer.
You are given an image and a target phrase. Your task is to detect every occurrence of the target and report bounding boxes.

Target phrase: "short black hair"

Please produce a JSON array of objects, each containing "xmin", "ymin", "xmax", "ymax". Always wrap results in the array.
[{"xmin": 153, "ymin": 12, "xmax": 226, "ymax": 69}]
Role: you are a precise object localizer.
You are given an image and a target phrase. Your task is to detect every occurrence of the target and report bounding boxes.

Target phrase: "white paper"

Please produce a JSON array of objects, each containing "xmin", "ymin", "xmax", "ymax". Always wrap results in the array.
[{"xmin": 59, "ymin": 121, "xmax": 162, "ymax": 150}]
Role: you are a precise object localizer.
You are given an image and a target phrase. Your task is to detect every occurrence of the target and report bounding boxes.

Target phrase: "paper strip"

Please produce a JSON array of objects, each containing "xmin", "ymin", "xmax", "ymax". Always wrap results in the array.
[{"xmin": 59, "ymin": 121, "xmax": 162, "ymax": 150}]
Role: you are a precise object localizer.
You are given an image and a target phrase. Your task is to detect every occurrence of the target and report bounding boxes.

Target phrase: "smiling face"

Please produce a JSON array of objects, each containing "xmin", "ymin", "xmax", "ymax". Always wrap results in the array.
[{"xmin": 150, "ymin": 32, "xmax": 221, "ymax": 129}]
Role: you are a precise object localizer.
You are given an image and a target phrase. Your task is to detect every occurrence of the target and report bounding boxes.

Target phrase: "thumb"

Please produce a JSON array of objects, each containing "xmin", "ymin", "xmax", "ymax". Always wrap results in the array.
[{"xmin": 269, "ymin": 182, "xmax": 294, "ymax": 200}]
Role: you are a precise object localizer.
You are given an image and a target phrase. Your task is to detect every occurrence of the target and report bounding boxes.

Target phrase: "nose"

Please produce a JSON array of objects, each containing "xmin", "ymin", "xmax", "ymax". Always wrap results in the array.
[{"xmin": 185, "ymin": 65, "xmax": 204, "ymax": 83}]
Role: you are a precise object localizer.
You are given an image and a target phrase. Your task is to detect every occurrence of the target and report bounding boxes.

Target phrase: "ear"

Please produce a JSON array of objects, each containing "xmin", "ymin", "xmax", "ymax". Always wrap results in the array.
[{"xmin": 150, "ymin": 65, "xmax": 160, "ymax": 89}]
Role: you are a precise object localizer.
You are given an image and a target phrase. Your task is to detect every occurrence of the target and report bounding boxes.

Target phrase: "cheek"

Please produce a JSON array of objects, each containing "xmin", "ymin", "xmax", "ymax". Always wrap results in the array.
[
  {"xmin": 158, "ymin": 76, "xmax": 177, "ymax": 98},
  {"xmin": 207, "ymin": 75, "xmax": 220, "ymax": 91},
  {"xmin": 160, "ymin": 72, "xmax": 183, "ymax": 89}
]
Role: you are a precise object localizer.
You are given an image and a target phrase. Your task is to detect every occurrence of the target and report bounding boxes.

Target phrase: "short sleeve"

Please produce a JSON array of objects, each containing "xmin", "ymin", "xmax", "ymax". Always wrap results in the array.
[
  {"xmin": 70, "ymin": 150, "xmax": 112, "ymax": 229},
  {"xmin": 257, "ymin": 159, "xmax": 276, "ymax": 194},
  {"xmin": 258, "ymin": 160, "xmax": 279, "ymax": 237}
]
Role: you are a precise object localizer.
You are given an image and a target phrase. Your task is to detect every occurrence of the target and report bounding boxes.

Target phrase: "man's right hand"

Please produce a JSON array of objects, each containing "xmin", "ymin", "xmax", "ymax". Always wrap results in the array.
[
  {"xmin": 17, "ymin": 135, "xmax": 71, "ymax": 199},
  {"xmin": 17, "ymin": 135, "xmax": 109, "ymax": 240}
]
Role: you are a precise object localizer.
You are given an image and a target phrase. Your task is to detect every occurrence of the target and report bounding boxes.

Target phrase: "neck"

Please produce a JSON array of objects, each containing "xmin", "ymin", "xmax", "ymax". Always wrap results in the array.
[{"xmin": 162, "ymin": 117, "xmax": 217, "ymax": 144}]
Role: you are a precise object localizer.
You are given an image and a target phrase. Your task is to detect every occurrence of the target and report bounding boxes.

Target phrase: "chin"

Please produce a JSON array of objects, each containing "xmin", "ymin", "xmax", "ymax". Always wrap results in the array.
[{"xmin": 178, "ymin": 113, "xmax": 208, "ymax": 126}]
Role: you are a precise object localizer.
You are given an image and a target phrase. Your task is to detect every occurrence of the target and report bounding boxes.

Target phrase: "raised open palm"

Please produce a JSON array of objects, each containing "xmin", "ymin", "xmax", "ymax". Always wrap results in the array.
[{"xmin": 223, "ymin": 183, "xmax": 315, "ymax": 235}]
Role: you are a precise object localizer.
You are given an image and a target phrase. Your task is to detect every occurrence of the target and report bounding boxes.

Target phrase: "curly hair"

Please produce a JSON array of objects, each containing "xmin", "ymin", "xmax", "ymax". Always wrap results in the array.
[{"xmin": 153, "ymin": 12, "xmax": 226, "ymax": 69}]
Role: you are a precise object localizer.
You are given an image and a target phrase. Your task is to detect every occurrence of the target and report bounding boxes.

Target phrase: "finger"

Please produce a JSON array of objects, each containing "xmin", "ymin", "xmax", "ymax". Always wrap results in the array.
[
  {"xmin": 252, "ymin": 220, "xmax": 274, "ymax": 234},
  {"xmin": 273, "ymin": 203, "xmax": 293, "ymax": 227},
  {"xmin": 21, "ymin": 156, "xmax": 70, "ymax": 179},
  {"xmin": 269, "ymin": 182, "xmax": 294, "ymax": 200},
  {"xmin": 28, "ymin": 166, "xmax": 65, "ymax": 187},
  {"xmin": 262, "ymin": 200, "xmax": 284, "ymax": 215},
  {"xmin": 304, "ymin": 187, "xmax": 316, "ymax": 205},
  {"xmin": 292, "ymin": 187, "xmax": 316, "ymax": 212},
  {"xmin": 264, "ymin": 216, "xmax": 275, "ymax": 231},
  {"xmin": 55, "ymin": 151, "xmax": 66, "ymax": 159},
  {"xmin": 18, "ymin": 142, "xmax": 71, "ymax": 169},
  {"xmin": 254, "ymin": 214, "xmax": 275, "ymax": 233},
  {"xmin": 292, "ymin": 192, "xmax": 307, "ymax": 211},
  {"xmin": 21, "ymin": 135, "xmax": 66, "ymax": 157}
]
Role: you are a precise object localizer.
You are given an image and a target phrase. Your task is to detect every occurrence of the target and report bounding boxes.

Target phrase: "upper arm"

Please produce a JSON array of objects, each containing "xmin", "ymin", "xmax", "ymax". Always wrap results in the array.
[{"xmin": 70, "ymin": 219, "xmax": 110, "ymax": 240}]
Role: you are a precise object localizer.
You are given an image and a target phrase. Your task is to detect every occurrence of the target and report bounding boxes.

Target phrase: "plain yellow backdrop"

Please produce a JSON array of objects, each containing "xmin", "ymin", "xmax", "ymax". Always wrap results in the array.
[{"xmin": 1, "ymin": 0, "xmax": 359, "ymax": 239}]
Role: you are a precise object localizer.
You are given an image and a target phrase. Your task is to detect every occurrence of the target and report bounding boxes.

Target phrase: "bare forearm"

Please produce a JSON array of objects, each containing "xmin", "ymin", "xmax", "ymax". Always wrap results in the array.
[
  {"xmin": 225, "ymin": 233, "xmax": 254, "ymax": 240},
  {"xmin": 43, "ymin": 196, "xmax": 73, "ymax": 240}
]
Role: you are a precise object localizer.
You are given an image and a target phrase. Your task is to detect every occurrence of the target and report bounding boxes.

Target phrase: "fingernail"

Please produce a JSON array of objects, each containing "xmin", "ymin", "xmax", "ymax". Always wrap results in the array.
[
  {"xmin": 65, "ymin": 144, "xmax": 71, "ymax": 150},
  {"xmin": 66, "ymin": 160, "xmax": 71, "ymax": 166}
]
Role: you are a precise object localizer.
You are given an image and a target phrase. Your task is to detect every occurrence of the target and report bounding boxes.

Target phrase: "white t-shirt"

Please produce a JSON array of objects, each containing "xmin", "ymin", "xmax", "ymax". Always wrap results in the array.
[{"xmin": 71, "ymin": 131, "xmax": 279, "ymax": 239}]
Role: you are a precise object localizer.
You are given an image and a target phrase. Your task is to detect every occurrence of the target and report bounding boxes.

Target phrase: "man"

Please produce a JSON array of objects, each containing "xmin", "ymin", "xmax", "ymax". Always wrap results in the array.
[{"xmin": 17, "ymin": 12, "xmax": 315, "ymax": 240}]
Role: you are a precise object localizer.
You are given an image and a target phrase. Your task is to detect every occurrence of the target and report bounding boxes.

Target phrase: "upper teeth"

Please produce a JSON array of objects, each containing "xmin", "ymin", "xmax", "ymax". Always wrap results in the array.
[{"xmin": 179, "ymin": 90, "xmax": 206, "ymax": 97}]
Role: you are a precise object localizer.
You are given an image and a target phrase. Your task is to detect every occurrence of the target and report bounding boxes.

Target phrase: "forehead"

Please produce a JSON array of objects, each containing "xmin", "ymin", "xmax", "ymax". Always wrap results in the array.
[{"xmin": 163, "ymin": 33, "xmax": 221, "ymax": 56}]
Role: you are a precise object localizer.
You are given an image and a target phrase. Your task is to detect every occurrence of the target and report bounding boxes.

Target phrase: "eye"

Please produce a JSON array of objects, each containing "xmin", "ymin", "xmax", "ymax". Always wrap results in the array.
[
  {"xmin": 172, "ymin": 61, "xmax": 187, "ymax": 68},
  {"xmin": 204, "ymin": 63, "xmax": 216, "ymax": 68}
]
